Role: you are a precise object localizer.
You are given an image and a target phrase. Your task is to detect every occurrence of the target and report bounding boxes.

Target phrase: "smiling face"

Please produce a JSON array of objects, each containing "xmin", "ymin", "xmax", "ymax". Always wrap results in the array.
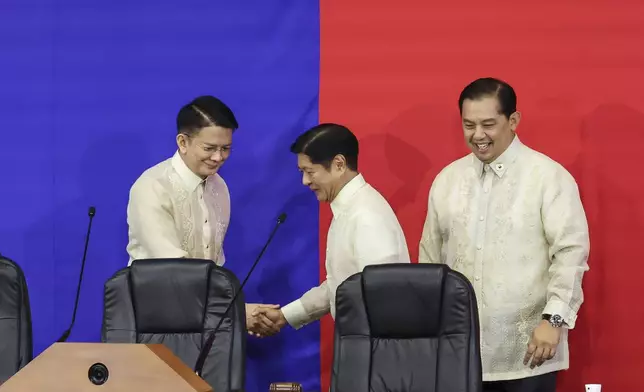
[
  {"xmin": 461, "ymin": 95, "xmax": 520, "ymax": 164},
  {"xmin": 297, "ymin": 153, "xmax": 347, "ymax": 202},
  {"xmin": 176, "ymin": 125, "xmax": 233, "ymax": 178}
]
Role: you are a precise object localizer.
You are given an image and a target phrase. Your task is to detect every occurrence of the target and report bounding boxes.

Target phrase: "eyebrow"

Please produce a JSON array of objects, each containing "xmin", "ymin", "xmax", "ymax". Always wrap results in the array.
[
  {"xmin": 463, "ymin": 118, "xmax": 497, "ymax": 123},
  {"xmin": 203, "ymin": 142, "xmax": 232, "ymax": 147}
]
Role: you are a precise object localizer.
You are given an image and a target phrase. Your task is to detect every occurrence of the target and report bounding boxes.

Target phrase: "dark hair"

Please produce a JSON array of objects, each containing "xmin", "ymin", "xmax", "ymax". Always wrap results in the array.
[
  {"xmin": 176, "ymin": 95, "xmax": 238, "ymax": 136},
  {"xmin": 290, "ymin": 123, "xmax": 359, "ymax": 171},
  {"xmin": 458, "ymin": 77, "xmax": 517, "ymax": 118}
]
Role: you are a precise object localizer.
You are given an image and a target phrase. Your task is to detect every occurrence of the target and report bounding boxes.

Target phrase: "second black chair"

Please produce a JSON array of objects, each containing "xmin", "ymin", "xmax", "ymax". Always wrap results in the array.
[{"xmin": 331, "ymin": 263, "xmax": 482, "ymax": 392}]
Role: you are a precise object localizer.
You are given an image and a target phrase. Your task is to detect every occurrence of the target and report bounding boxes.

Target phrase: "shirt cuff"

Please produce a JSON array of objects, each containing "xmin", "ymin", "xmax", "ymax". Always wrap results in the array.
[
  {"xmin": 281, "ymin": 299, "xmax": 309, "ymax": 330},
  {"xmin": 543, "ymin": 299, "xmax": 577, "ymax": 329}
]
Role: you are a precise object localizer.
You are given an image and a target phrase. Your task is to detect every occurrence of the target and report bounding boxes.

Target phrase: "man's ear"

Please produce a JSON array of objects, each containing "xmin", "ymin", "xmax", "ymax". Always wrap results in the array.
[
  {"xmin": 332, "ymin": 154, "xmax": 347, "ymax": 173},
  {"xmin": 509, "ymin": 111, "xmax": 521, "ymax": 131},
  {"xmin": 176, "ymin": 133, "xmax": 188, "ymax": 153}
]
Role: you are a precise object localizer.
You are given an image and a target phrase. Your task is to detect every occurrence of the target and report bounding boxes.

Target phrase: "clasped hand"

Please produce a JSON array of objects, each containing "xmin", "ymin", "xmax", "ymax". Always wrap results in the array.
[{"xmin": 245, "ymin": 303, "xmax": 287, "ymax": 338}]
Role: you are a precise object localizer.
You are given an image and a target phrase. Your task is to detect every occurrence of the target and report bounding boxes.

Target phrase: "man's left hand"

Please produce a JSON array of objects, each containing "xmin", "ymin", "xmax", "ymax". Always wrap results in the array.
[{"xmin": 523, "ymin": 320, "xmax": 562, "ymax": 368}]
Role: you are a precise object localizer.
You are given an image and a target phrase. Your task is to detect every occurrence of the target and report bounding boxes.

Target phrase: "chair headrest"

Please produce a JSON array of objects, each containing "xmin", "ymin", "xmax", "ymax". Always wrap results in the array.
[
  {"xmin": 130, "ymin": 259, "xmax": 213, "ymax": 332},
  {"xmin": 362, "ymin": 263, "xmax": 447, "ymax": 338}
]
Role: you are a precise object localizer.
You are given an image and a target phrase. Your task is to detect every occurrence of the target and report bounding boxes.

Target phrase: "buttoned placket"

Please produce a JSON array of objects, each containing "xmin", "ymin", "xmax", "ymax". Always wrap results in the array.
[
  {"xmin": 198, "ymin": 182, "xmax": 212, "ymax": 256},
  {"xmin": 474, "ymin": 165, "xmax": 494, "ymax": 306}
]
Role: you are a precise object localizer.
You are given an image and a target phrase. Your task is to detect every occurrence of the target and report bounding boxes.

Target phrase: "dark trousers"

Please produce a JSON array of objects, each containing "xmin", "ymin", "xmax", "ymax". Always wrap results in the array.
[{"xmin": 483, "ymin": 371, "xmax": 557, "ymax": 392}]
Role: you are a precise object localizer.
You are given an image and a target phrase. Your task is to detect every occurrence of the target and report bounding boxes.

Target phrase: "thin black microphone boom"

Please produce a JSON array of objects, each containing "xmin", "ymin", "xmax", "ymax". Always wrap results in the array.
[
  {"xmin": 194, "ymin": 212, "xmax": 287, "ymax": 376},
  {"xmin": 57, "ymin": 206, "xmax": 96, "ymax": 343}
]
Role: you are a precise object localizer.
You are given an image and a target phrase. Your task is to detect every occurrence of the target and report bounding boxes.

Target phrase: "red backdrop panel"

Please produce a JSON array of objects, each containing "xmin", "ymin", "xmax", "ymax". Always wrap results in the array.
[{"xmin": 319, "ymin": 1, "xmax": 644, "ymax": 391}]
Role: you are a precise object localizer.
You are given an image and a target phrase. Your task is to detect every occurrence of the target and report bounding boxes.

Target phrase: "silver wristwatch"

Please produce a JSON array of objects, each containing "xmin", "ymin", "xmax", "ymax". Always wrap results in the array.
[{"xmin": 543, "ymin": 314, "xmax": 564, "ymax": 328}]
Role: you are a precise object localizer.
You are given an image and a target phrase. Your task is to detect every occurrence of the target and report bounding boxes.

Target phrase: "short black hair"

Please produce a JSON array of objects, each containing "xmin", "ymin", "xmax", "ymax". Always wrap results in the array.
[
  {"xmin": 176, "ymin": 95, "xmax": 238, "ymax": 136},
  {"xmin": 290, "ymin": 123, "xmax": 359, "ymax": 171},
  {"xmin": 458, "ymin": 77, "xmax": 517, "ymax": 118}
]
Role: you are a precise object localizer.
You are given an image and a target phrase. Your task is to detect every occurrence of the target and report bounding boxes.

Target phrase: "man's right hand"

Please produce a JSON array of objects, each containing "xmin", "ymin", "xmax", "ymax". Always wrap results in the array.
[
  {"xmin": 245, "ymin": 303, "xmax": 282, "ymax": 337},
  {"xmin": 249, "ymin": 305, "xmax": 287, "ymax": 338}
]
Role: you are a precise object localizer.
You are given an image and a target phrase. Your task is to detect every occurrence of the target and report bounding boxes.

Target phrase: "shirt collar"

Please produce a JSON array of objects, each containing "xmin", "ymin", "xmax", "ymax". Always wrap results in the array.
[
  {"xmin": 330, "ymin": 173, "xmax": 366, "ymax": 216},
  {"xmin": 473, "ymin": 134, "xmax": 522, "ymax": 178},
  {"xmin": 171, "ymin": 151, "xmax": 205, "ymax": 192}
]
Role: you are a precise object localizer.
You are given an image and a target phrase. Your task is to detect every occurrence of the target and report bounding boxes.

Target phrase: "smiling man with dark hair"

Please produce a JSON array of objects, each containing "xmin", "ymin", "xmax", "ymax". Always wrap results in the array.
[
  {"xmin": 126, "ymin": 95, "xmax": 278, "ymax": 336},
  {"xmin": 127, "ymin": 95, "xmax": 238, "ymax": 265},
  {"xmin": 419, "ymin": 78, "xmax": 590, "ymax": 392},
  {"xmin": 252, "ymin": 123, "xmax": 411, "ymax": 334}
]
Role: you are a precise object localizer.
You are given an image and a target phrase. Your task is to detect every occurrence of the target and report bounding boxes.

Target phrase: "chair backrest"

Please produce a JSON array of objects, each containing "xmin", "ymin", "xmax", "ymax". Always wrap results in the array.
[
  {"xmin": 331, "ymin": 263, "xmax": 482, "ymax": 392},
  {"xmin": 101, "ymin": 258, "xmax": 246, "ymax": 392},
  {"xmin": 0, "ymin": 254, "xmax": 33, "ymax": 383}
]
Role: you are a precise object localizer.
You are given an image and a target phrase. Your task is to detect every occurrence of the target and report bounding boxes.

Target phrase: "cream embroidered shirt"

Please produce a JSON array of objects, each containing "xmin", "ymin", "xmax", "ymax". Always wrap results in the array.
[
  {"xmin": 419, "ymin": 136, "xmax": 590, "ymax": 381},
  {"xmin": 126, "ymin": 151, "xmax": 230, "ymax": 266},
  {"xmin": 281, "ymin": 174, "xmax": 411, "ymax": 329}
]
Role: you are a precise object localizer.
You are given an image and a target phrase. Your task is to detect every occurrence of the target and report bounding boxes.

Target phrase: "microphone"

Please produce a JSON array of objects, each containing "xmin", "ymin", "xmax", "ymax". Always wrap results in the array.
[
  {"xmin": 194, "ymin": 212, "xmax": 287, "ymax": 376},
  {"xmin": 57, "ymin": 206, "xmax": 96, "ymax": 342}
]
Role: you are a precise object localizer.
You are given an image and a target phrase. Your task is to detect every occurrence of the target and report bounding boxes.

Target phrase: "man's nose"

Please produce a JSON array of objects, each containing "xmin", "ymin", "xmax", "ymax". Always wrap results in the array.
[
  {"xmin": 473, "ymin": 126, "xmax": 486, "ymax": 140},
  {"xmin": 211, "ymin": 150, "xmax": 224, "ymax": 162}
]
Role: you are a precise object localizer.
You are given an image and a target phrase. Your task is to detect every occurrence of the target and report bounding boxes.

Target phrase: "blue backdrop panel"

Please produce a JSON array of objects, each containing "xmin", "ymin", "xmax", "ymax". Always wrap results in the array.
[{"xmin": 0, "ymin": 1, "xmax": 320, "ymax": 390}]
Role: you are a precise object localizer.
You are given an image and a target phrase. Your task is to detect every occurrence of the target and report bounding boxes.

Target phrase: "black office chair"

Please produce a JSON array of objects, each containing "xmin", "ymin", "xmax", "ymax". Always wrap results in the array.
[
  {"xmin": 101, "ymin": 258, "xmax": 246, "ymax": 392},
  {"xmin": 0, "ymin": 254, "xmax": 33, "ymax": 383},
  {"xmin": 331, "ymin": 263, "xmax": 482, "ymax": 392}
]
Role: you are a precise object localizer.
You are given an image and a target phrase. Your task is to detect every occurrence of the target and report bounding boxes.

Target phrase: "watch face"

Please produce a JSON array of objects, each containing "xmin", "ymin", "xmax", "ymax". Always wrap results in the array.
[{"xmin": 551, "ymin": 315, "xmax": 562, "ymax": 326}]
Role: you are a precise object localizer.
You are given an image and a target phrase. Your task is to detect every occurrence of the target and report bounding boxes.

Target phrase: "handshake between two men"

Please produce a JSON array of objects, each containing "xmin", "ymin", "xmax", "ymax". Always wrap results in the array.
[{"xmin": 245, "ymin": 303, "xmax": 288, "ymax": 337}]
